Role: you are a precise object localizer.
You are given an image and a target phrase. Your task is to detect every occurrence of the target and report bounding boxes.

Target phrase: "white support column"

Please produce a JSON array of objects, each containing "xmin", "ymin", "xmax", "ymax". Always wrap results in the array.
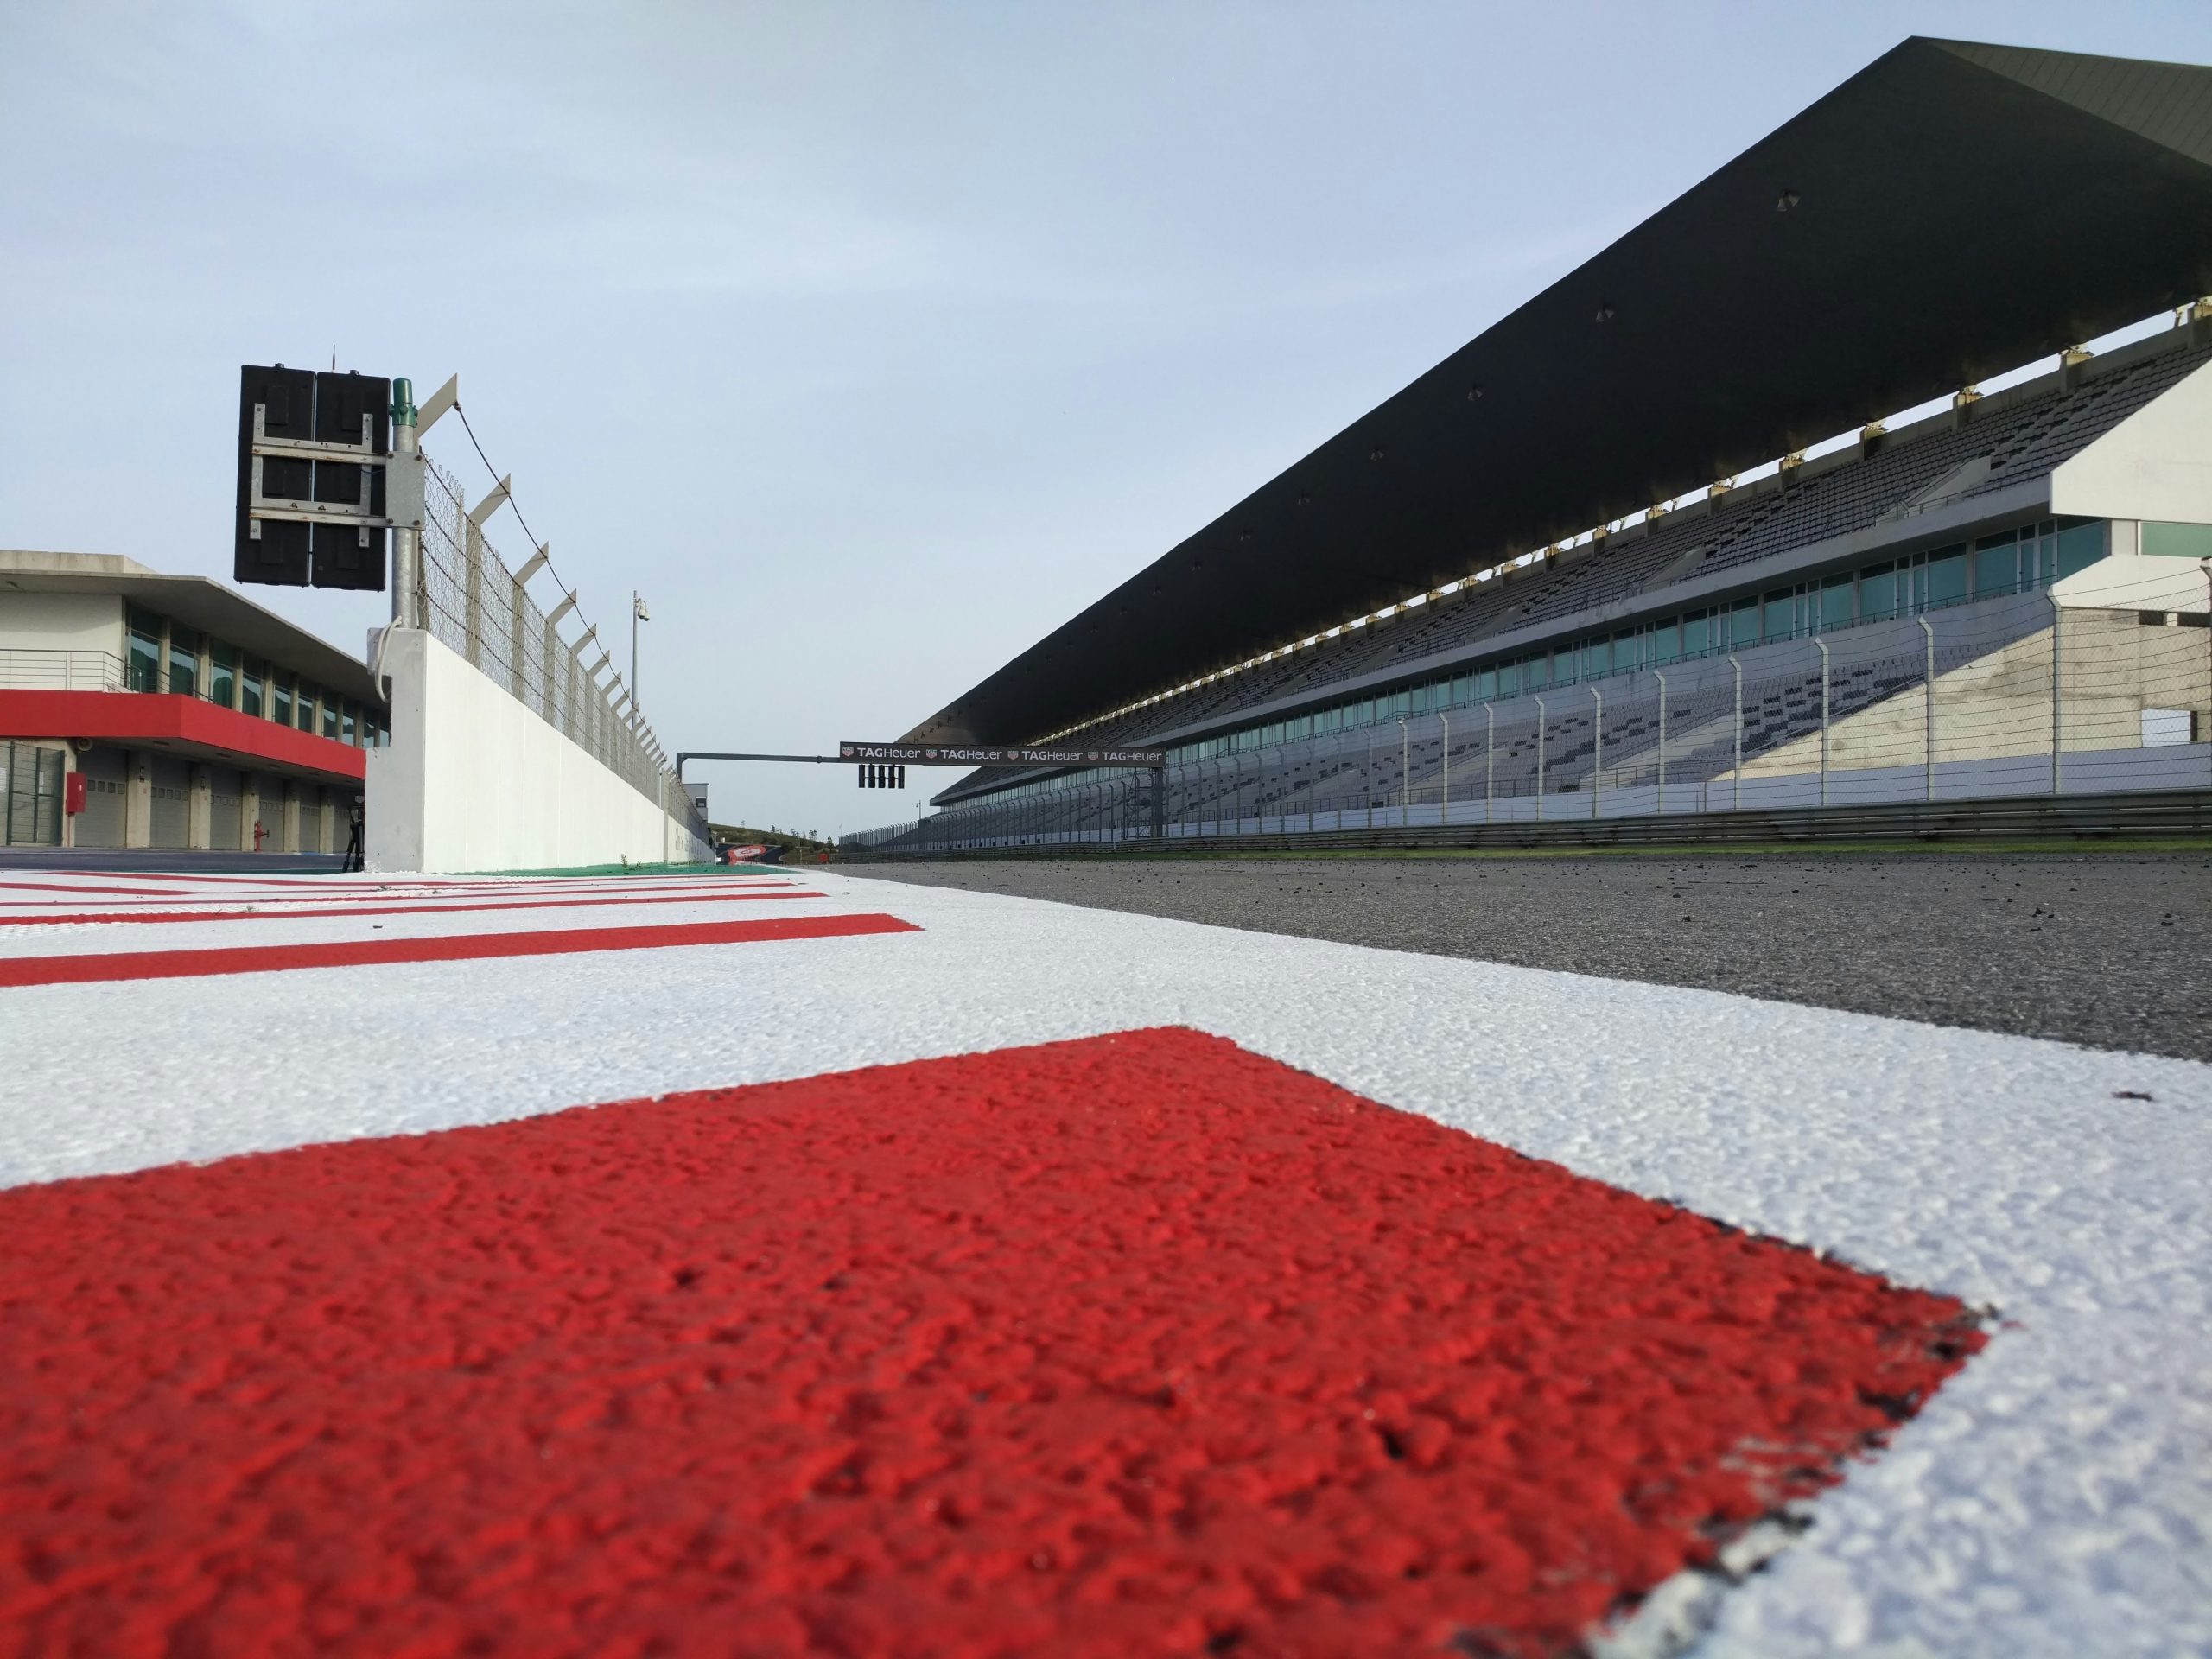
[
  {"xmin": 124, "ymin": 750, "xmax": 152, "ymax": 848},
  {"xmin": 187, "ymin": 763, "xmax": 212, "ymax": 849},
  {"xmin": 1654, "ymin": 669, "xmax": 1668, "ymax": 814}
]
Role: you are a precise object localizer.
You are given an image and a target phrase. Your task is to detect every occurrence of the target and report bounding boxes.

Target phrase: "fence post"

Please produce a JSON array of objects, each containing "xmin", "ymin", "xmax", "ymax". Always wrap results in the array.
[
  {"xmin": 1654, "ymin": 668, "xmax": 1668, "ymax": 814},
  {"xmin": 1589, "ymin": 685, "xmax": 1603, "ymax": 818},
  {"xmin": 1917, "ymin": 615, "xmax": 1936, "ymax": 801},
  {"xmin": 1440, "ymin": 712, "xmax": 1451, "ymax": 825},
  {"xmin": 1397, "ymin": 717, "xmax": 1409, "ymax": 820},
  {"xmin": 1366, "ymin": 732, "xmax": 1375, "ymax": 831},
  {"xmin": 1727, "ymin": 656, "xmax": 1742, "ymax": 811},
  {"xmin": 2049, "ymin": 592, "xmax": 2063, "ymax": 797},
  {"xmin": 1815, "ymin": 637, "xmax": 1830, "ymax": 808},
  {"xmin": 1534, "ymin": 694, "xmax": 1547, "ymax": 821},
  {"xmin": 461, "ymin": 486, "xmax": 483, "ymax": 667},
  {"xmin": 1485, "ymin": 703, "xmax": 1495, "ymax": 822}
]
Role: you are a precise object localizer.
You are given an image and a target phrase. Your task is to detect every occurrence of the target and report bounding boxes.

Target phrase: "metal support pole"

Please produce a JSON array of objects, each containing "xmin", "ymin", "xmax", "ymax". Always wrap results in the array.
[
  {"xmin": 1484, "ymin": 703, "xmax": 1495, "ymax": 821},
  {"xmin": 1398, "ymin": 717, "xmax": 1409, "ymax": 817},
  {"xmin": 1534, "ymin": 693, "xmax": 1547, "ymax": 821},
  {"xmin": 2049, "ymin": 592, "xmax": 2063, "ymax": 797},
  {"xmin": 1918, "ymin": 615, "xmax": 1936, "ymax": 801},
  {"xmin": 1815, "ymin": 638, "xmax": 1830, "ymax": 808},
  {"xmin": 461, "ymin": 474, "xmax": 508, "ymax": 671},
  {"xmin": 1589, "ymin": 685, "xmax": 1602, "ymax": 818},
  {"xmin": 388, "ymin": 379, "xmax": 423, "ymax": 630},
  {"xmin": 1727, "ymin": 656, "xmax": 1742, "ymax": 811},
  {"xmin": 1653, "ymin": 668, "xmax": 1667, "ymax": 815},
  {"xmin": 1439, "ymin": 712, "xmax": 1450, "ymax": 823},
  {"xmin": 1366, "ymin": 731, "xmax": 1375, "ymax": 830}
]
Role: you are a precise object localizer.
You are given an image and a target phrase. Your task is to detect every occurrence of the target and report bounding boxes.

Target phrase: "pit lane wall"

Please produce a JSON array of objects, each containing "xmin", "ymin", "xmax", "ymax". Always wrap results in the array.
[{"xmin": 365, "ymin": 628, "xmax": 709, "ymax": 874}]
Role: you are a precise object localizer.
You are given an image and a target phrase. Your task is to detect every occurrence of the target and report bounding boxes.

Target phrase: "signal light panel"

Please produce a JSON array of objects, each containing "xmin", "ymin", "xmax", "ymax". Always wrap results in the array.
[
  {"xmin": 235, "ymin": 365, "xmax": 391, "ymax": 591},
  {"xmin": 857, "ymin": 764, "xmax": 907, "ymax": 789}
]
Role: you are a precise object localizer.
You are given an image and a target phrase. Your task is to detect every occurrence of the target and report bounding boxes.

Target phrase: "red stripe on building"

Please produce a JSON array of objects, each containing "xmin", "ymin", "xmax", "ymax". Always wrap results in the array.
[
  {"xmin": 0, "ymin": 690, "xmax": 369, "ymax": 780},
  {"xmin": 3, "ymin": 890, "xmax": 829, "ymax": 925},
  {"xmin": 0, "ymin": 912, "xmax": 917, "ymax": 986},
  {"xmin": 0, "ymin": 1027, "xmax": 1980, "ymax": 1656}
]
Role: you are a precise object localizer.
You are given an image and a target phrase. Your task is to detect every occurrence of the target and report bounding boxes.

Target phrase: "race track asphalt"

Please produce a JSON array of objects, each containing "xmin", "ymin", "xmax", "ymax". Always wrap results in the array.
[{"xmin": 845, "ymin": 852, "xmax": 2212, "ymax": 1062}]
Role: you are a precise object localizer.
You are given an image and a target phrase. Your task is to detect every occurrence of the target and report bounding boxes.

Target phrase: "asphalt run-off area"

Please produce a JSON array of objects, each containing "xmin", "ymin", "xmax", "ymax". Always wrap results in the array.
[{"xmin": 845, "ymin": 851, "xmax": 2212, "ymax": 1063}]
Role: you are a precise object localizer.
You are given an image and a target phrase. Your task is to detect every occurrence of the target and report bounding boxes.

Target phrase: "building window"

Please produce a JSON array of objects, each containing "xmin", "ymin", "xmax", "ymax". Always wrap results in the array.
[
  {"xmin": 241, "ymin": 658, "xmax": 264, "ymax": 717},
  {"xmin": 208, "ymin": 641, "xmax": 236, "ymax": 709},
  {"xmin": 167, "ymin": 627, "xmax": 199, "ymax": 698},
  {"xmin": 322, "ymin": 697, "xmax": 339, "ymax": 740},
  {"xmin": 2145, "ymin": 521, "xmax": 2212, "ymax": 560},
  {"xmin": 126, "ymin": 608, "xmax": 162, "ymax": 693},
  {"xmin": 272, "ymin": 677, "xmax": 293, "ymax": 726},
  {"xmin": 1729, "ymin": 598, "xmax": 1761, "ymax": 648},
  {"xmin": 341, "ymin": 702, "xmax": 357, "ymax": 744},
  {"xmin": 2055, "ymin": 519, "xmax": 2107, "ymax": 579},
  {"xmin": 296, "ymin": 683, "xmax": 316, "ymax": 731},
  {"xmin": 1924, "ymin": 547, "xmax": 1967, "ymax": 607},
  {"xmin": 1971, "ymin": 533, "xmax": 2018, "ymax": 598}
]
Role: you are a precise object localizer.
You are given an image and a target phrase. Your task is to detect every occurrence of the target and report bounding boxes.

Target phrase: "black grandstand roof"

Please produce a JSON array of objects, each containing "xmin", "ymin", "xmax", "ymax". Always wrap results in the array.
[{"xmin": 903, "ymin": 36, "xmax": 2212, "ymax": 748}]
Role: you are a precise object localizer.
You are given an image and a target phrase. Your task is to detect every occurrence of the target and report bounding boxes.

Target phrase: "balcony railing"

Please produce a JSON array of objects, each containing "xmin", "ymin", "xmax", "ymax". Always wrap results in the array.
[{"xmin": 0, "ymin": 649, "xmax": 126, "ymax": 692}]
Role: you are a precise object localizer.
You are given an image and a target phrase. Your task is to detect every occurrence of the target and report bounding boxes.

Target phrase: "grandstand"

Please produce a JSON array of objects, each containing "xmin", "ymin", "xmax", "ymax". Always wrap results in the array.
[{"xmin": 852, "ymin": 38, "xmax": 2212, "ymax": 854}]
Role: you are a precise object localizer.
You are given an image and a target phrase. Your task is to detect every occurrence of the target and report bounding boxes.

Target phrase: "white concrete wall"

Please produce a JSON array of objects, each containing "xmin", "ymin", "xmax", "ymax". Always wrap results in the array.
[
  {"xmin": 2051, "ymin": 355, "xmax": 2212, "ymax": 526},
  {"xmin": 365, "ymin": 628, "xmax": 709, "ymax": 874},
  {"xmin": 0, "ymin": 592, "xmax": 123, "ymax": 654}
]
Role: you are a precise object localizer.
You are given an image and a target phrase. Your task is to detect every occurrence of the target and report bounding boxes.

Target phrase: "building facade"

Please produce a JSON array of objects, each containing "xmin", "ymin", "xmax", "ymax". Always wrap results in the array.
[{"xmin": 0, "ymin": 550, "xmax": 388, "ymax": 853}]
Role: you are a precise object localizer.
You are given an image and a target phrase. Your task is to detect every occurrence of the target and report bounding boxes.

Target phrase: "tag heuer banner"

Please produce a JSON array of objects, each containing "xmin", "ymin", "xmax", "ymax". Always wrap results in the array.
[{"xmin": 840, "ymin": 743, "xmax": 1166, "ymax": 767}]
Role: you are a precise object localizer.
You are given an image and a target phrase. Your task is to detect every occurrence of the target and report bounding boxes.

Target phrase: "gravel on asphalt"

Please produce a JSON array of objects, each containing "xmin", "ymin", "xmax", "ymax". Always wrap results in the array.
[{"xmin": 845, "ymin": 853, "xmax": 2212, "ymax": 1062}]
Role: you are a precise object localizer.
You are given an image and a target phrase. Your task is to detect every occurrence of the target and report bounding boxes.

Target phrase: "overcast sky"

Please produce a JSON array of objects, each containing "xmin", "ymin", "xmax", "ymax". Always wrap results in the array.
[{"xmin": 5, "ymin": 2, "xmax": 2209, "ymax": 837}]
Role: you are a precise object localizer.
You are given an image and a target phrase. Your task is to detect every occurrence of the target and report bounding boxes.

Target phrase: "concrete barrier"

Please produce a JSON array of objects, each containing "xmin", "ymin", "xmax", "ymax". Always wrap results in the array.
[{"xmin": 366, "ymin": 629, "xmax": 709, "ymax": 874}]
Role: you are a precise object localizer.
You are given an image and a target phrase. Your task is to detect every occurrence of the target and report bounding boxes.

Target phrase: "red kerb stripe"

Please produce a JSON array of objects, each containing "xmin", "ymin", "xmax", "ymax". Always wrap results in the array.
[{"xmin": 0, "ymin": 912, "xmax": 917, "ymax": 987}]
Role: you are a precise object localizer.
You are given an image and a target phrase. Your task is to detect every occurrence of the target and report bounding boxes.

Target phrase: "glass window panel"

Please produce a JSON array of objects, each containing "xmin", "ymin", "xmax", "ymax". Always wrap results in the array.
[
  {"xmin": 2056, "ymin": 519, "xmax": 2107, "ymax": 578},
  {"xmin": 1681, "ymin": 613, "xmax": 1710, "ymax": 658},
  {"xmin": 240, "ymin": 660, "xmax": 264, "ymax": 717},
  {"xmin": 1730, "ymin": 599, "xmax": 1762, "ymax": 648},
  {"xmin": 166, "ymin": 639, "xmax": 196, "ymax": 699},
  {"xmin": 126, "ymin": 623, "xmax": 161, "ymax": 693},
  {"xmin": 1393, "ymin": 689, "xmax": 1411, "ymax": 716},
  {"xmin": 1497, "ymin": 661, "xmax": 1520, "ymax": 696},
  {"xmin": 1924, "ymin": 550, "xmax": 1967, "ymax": 606},
  {"xmin": 341, "ymin": 704, "xmax": 357, "ymax": 743},
  {"xmin": 1526, "ymin": 653, "xmax": 1552, "ymax": 690},
  {"xmin": 1477, "ymin": 666, "xmax": 1497, "ymax": 700},
  {"xmin": 1859, "ymin": 564, "xmax": 1898, "ymax": 620},
  {"xmin": 207, "ymin": 643, "xmax": 236, "ymax": 709},
  {"xmin": 1971, "ymin": 535, "xmax": 2018, "ymax": 597},
  {"xmin": 1651, "ymin": 620, "xmax": 1681, "ymax": 664},
  {"xmin": 1819, "ymin": 574, "xmax": 1854, "ymax": 629},
  {"xmin": 1584, "ymin": 639, "xmax": 1611, "ymax": 677},
  {"xmin": 1763, "ymin": 591, "xmax": 1795, "ymax": 641},
  {"xmin": 272, "ymin": 678, "xmax": 293, "ymax": 724},
  {"xmin": 1614, "ymin": 629, "xmax": 1640, "ymax": 671}
]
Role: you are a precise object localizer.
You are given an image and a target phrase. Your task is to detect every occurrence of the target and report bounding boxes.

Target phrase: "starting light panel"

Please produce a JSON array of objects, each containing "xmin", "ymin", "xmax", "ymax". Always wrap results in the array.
[
  {"xmin": 235, "ymin": 365, "xmax": 391, "ymax": 591},
  {"xmin": 857, "ymin": 765, "xmax": 907, "ymax": 789}
]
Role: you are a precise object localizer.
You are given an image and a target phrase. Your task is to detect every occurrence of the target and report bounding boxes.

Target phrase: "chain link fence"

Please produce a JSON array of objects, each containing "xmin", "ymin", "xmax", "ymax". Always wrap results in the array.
[
  {"xmin": 848, "ymin": 570, "xmax": 2212, "ymax": 854},
  {"xmin": 415, "ymin": 452, "xmax": 708, "ymax": 845}
]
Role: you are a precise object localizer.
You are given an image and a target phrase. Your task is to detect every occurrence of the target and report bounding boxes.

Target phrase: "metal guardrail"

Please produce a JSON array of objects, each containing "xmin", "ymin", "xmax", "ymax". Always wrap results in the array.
[
  {"xmin": 0, "ymin": 649, "xmax": 126, "ymax": 692},
  {"xmin": 841, "ymin": 787, "xmax": 2212, "ymax": 857},
  {"xmin": 416, "ymin": 452, "xmax": 708, "ymax": 844}
]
